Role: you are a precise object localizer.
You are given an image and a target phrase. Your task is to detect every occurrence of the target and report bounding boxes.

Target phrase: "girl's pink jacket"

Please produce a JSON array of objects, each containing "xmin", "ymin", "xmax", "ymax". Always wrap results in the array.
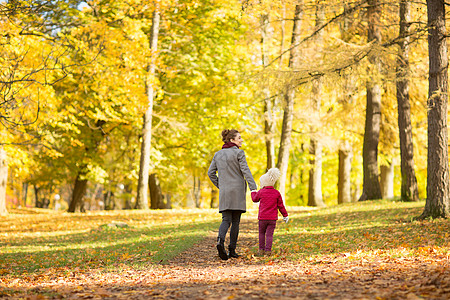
[{"xmin": 251, "ymin": 186, "xmax": 288, "ymax": 220}]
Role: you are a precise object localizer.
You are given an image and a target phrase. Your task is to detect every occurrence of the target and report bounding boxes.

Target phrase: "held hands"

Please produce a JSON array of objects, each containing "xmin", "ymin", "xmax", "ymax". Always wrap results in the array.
[{"xmin": 283, "ymin": 216, "xmax": 289, "ymax": 223}]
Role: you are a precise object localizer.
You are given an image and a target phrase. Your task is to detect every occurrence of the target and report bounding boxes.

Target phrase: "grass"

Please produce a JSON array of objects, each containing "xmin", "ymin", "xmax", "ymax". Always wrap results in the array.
[
  {"xmin": 1, "ymin": 199, "xmax": 449, "ymax": 277},
  {"xmin": 274, "ymin": 199, "xmax": 449, "ymax": 261},
  {"xmin": 0, "ymin": 208, "xmax": 219, "ymax": 275}
]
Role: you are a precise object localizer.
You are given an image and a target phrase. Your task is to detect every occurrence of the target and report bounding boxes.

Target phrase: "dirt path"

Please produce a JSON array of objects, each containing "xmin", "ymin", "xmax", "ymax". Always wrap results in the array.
[
  {"xmin": 112, "ymin": 217, "xmax": 449, "ymax": 300},
  {"xmin": 4, "ymin": 216, "xmax": 449, "ymax": 299}
]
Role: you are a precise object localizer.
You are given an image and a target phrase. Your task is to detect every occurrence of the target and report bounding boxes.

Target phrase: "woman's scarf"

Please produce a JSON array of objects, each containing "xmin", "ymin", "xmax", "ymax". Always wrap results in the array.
[{"xmin": 222, "ymin": 142, "xmax": 239, "ymax": 149}]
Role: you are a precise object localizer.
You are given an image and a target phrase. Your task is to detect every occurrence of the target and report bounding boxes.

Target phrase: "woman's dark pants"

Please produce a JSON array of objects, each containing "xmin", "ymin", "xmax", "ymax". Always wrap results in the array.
[{"xmin": 218, "ymin": 210, "xmax": 242, "ymax": 249}]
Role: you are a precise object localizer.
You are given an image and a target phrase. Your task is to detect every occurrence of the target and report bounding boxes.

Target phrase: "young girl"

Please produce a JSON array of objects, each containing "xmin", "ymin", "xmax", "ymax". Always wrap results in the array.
[{"xmin": 251, "ymin": 168, "xmax": 289, "ymax": 256}]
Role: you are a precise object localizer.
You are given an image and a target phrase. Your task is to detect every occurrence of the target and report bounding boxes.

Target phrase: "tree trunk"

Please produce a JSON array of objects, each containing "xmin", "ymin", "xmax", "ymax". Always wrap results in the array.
[
  {"xmin": 308, "ymin": 3, "xmax": 325, "ymax": 207},
  {"xmin": 104, "ymin": 190, "xmax": 114, "ymax": 210},
  {"xmin": 352, "ymin": 182, "xmax": 361, "ymax": 202},
  {"xmin": 136, "ymin": 7, "xmax": 160, "ymax": 209},
  {"xmin": 193, "ymin": 175, "xmax": 201, "ymax": 208},
  {"xmin": 124, "ymin": 185, "xmax": 133, "ymax": 209},
  {"xmin": 210, "ymin": 186, "xmax": 218, "ymax": 208},
  {"xmin": 380, "ymin": 161, "xmax": 394, "ymax": 199},
  {"xmin": 260, "ymin": 13, "xmax": 276, "ymax": 170},
  {"xmin": 34, "ymin": 185, "xmax": 41, "ymax": 208},
  {"xmin": 149, "ymin": 173, "xmax": 164, "ymax": 209},
  {"xmin": 420, "ymin": 0, "xmax": 450, "ymax": 218},
  {"xmin": 338, "ymin": 144, "xmax": 353, "ymax": 204},
  {"xmin": 359, "ymin": 0, "xmax": 382, "ymax": 201},
  {"xmin": 297, "ymin": 143, "xmax": 306, "ymax": 204},
  {"xmin": 68, "ymin": 172, "xmax": 87, "ymax": 212},
  {"xmin": 279, "ymin": 2, "xmax": 286, "ymax": 68},
  {"xmin": 264, "ymin": 94, "xmax": 276, "ymax": 170},
  {"xmin": 397, "ymin": 0, "xmax": 419, "ymax": 202},
  {"xmin": 308, "ymin": 139, "xmax": 324, "ymax": 207},
  {"xmin": 164, "ymin": 194, "xmax": 172, "ymax": 209},
  {"xmin": 22, "ymin": 182, "xmax": 28, "ymax": 207},
  {"xmin": 0, "ymin": 147, "xmax": 7, "ymax": 216},
  {"xmin": 277, "ymin": 1, "xmax": 303, "ymax": 200},
  {"xmin": 337, "ymin": 2, "xmax": 355, "ymax": 206}
]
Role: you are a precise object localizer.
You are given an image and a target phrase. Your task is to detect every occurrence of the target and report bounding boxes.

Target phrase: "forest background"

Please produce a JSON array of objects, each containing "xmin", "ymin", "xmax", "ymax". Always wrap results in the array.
[{"xmin": 0, "ymin": 0, "xmax": 446, "ymax": 217}]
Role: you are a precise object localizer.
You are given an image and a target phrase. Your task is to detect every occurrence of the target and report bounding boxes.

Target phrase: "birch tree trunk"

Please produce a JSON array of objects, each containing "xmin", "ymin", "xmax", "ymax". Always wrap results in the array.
[
  {"xmin": 0, "ymin": 146, "xmax": 7, "ymax": 216},
  {"xmin": 337, "ymin": 3, "xmax": 354, "ymax": 205},
  {"xmin": 397, "ymin": 0, "xmax": 419, "ymax": 202},
  {"xmin": 420, "ymin": 0, "xmax": 450, "ymax": 218},
  {"xmin": 338, "ymin": 143, "xmax": 353, "ymax": 204},
  {"xmin": 136, "ymin": 7, "xmax": 160, "ymax": 209},
  {"xmin": 308, "ymin": 2, "xmax": 325, "ymax": 207},
  {"xmin": 380, "ymin": 161, "xmax": 394, "ymax": 199},
  {"xmin": 277, "ymin": 1, "xmax": 303, "ymax": 200},
  {"xmin": 359, "ymin": 0, "xmax": 382, "ymax": 201}
]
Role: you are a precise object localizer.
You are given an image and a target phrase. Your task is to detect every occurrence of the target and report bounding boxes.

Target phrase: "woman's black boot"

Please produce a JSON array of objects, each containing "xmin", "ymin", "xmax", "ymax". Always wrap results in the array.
[
  {"xmin": 228, "ymin": 246, "xmax": 240, "ymax": 258},
  {"xmin": 217, "ymin": 238, "xmax": 228, "ymax": 260}
]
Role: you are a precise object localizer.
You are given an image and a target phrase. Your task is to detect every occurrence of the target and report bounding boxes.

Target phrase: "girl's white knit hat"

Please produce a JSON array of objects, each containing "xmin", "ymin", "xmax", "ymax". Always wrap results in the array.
[{"xmin": 260, "ymin": 168, "xmax": 281, "ymax": 188}]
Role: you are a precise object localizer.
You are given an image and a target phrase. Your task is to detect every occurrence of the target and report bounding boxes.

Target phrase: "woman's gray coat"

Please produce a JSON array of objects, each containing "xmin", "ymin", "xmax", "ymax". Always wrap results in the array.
[{"xmin": 208, "ymin": 146, "xmax": 257, "ymax": 212}]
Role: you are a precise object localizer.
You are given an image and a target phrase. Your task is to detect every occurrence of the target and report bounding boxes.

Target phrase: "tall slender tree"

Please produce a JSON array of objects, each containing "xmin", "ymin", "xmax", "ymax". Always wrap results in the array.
[
  {"xmin": 420, "ymin": 0, "xmax": 449, "ymax": 218},
  {"xmin": 308, "ymin": 1, "xmax": 325, "ymax": 207},
  {"xmin": 397, "ymin": 0, "xmax": 419, "ymax": 202},
  {"xmin": 337, "ymin": 3, "xmax": 355, "ymax": 205},
  {"xmin": 136, "ymin": 6, "xmax": 161, "ymax": 209},
  {"xmin": 277, "ymin": 1, "xmax": 303, "ymax": 200},
  {"xmin": 338, "ymin": 142, "xmax": 353, "ymax": 204},
  {"xmin": 260, "ymin": 12, "xmax": 276, "ymax": 170},
  {"xmin": 0, "ymin": 146, "xmax": 7, "ymax": 215},
  {"xmin": 359, "ymin": 0, "xmax": 382, "ymax": 201}
]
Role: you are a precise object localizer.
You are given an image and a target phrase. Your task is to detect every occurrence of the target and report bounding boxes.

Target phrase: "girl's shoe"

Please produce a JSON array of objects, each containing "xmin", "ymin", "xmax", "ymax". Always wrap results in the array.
[
  {"xmin": 265, "ymin": 250, "xmax": 272, "ymax": 256},
  {"xmin": 258, "ymin": 249, "xmax": 265, "ymax": 256}
]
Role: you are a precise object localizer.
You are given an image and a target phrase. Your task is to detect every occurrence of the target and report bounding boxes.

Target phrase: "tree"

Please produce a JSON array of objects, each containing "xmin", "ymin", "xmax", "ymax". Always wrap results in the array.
[
  {"xmin": 260, "ymin": 11, "xmax": 276, "ymax": 170},
  {"xmin": 420, "ymin": 0, "xmax": 449, "ymax": 218},
  {"xmin": 337, "ymin": 3, "xmax": 357, "ymax": 205},
  {"xmin": 35, "ymin": 1, "xmax": 149, "ymax": 212},
  {"xmin": 397, "ymin": 0, "xmax": 419, "ymax": 202},
  {"xmin": 277, "ymin": 1, "xmax": 303, "ymax": 200},
  {"xmin": 0, "ymin": 0, "xmax": 84, "ymax": 126},
  {"xmin": 136, "ymin": 6, "xmax": 161, "ymax": 210},
  {"xmin": 359, "ymin": 0, "xmax": 382, "ymax": 201},
  {"xmin": 149, "ymin": 173, "xmax": 167, "ymax": 209},
  {"xmin": 380, "ymin": 160, "xmax": 394, "ymax": 199},
  {"xmin": 308, "ymin": 1, "xmax": 325, "ymax": 207},
  {"xmin": 155, "ymin": 0, "xmax": 257, "ymax": 208},
  {"xmin": 0, "ymin": 146, "xmax": 7, "ymax": 215},
  {"xmin": 338, "ymin": 144, "xmax": 353, "ymax": 204}
]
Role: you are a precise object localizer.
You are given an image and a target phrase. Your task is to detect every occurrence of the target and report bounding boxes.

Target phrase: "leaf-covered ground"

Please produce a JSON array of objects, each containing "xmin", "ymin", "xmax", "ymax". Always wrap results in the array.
[{"xmin": 1, "ymin": 200, "xmax": 449, "ymax": 299}]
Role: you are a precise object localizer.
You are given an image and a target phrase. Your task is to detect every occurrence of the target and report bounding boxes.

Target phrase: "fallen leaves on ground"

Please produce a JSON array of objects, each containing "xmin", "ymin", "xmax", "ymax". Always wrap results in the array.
[
  {"xmin": 1, "ymin": 201, "xmax": 449, "ymax": 299},
  {"xmin": 1, "ymin": 218, "xmax": 449, "ymax": 299}
]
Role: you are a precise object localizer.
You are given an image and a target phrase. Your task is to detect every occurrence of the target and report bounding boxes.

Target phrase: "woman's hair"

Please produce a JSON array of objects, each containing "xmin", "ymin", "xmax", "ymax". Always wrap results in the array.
[{"xmin": 222, "ymin": 129, "xmax": 239, "ymax": 143}]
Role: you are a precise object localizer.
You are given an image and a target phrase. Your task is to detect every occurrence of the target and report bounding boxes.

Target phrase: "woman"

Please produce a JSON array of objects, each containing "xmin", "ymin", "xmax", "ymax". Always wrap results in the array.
[{"xmin": 208, "ymin": 129, "xmax": 257, "ymax": 260}]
